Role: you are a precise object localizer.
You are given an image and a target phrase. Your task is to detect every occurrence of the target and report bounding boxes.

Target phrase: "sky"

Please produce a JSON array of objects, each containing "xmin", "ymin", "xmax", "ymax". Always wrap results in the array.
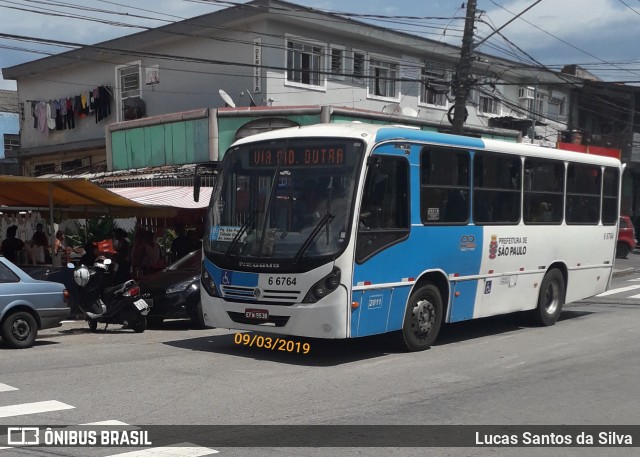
[{"xmin": 1, "ymin": 0, "xmax": 639, "ymax": 91}]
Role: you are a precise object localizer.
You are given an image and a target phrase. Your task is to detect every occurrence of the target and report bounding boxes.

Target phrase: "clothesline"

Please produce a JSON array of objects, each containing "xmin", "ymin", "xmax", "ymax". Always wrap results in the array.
[{"xmin": 25, "ymin": 84, "xmax": 112, "ymax": 104}]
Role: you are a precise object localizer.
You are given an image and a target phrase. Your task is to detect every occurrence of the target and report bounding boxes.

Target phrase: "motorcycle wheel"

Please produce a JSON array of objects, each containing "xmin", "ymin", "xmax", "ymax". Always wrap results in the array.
[
  {"xmin": 131, "ymin": 315, "xmax": 146, "ymax": 333},
  {"xmin": 88, "ymin": 319, "xmax": 98, "ymax": 332}
]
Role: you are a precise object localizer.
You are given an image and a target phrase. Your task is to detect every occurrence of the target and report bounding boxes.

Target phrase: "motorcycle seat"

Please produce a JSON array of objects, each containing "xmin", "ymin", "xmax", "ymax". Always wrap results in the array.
[
  {"xmin": 102, "ymin": 279, "xmax": 136, "ymax": 302},
  {"xmin": 103, "ymin": 283, "xmax": 126, "ymax": 301}
]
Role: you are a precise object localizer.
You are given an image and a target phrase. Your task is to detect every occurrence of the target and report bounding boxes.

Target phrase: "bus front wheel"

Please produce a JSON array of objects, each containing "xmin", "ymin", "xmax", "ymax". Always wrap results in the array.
[
  {"xmin": 399, "ymin": 284, "xmax": 443, "ymax": 351},
  {"xmin": 531, "ymin": 269, "xmax": 565, "ymax": 326}
]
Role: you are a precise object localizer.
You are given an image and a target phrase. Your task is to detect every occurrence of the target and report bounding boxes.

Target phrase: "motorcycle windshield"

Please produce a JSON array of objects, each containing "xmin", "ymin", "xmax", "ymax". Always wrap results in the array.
[{"xmin": 204, "ymin": 137, "xmax": 365, "ymax": 270}]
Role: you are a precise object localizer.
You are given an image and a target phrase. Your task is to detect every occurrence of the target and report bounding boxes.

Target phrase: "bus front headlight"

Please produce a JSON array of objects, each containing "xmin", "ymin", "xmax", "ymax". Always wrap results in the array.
[
  {"xmin": 302, "ymin": 267, "xmax": 341, "ymax": 303},
  {"xmin": 201, "ymin": 266, "xmax": 219, "ymax": 297}
]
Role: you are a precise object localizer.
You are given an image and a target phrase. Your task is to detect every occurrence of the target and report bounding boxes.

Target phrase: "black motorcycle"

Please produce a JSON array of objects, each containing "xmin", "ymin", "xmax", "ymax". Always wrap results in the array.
[{"xmin": 71, "ymin": 257, "xmax": 150, "ymax": 333}]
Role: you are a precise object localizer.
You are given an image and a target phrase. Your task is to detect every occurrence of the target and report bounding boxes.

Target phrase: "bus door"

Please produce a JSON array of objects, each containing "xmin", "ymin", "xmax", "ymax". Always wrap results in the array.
[{"xmin": 352, "ymin": 151, "xmax": 412, "ymax": 337}]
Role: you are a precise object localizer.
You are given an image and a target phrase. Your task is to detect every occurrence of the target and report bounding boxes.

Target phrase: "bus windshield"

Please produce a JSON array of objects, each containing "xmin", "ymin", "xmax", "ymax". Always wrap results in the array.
[{"xmin": 204, "ymin": 137, "xmax": 365, "ymax": 268}]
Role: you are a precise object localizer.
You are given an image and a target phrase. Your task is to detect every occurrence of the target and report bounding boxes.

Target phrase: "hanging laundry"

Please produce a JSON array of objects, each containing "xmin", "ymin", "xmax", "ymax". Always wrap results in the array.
[
  {"xmin": 45, "ymin": 102, "xmax": 56, "ymax": 130},
  {"xmin": 34, "ymin": 102, "xmax": 48, "ymax": 135},
  {"xmin": 79, "ymin": 93, "xmax": 88, "ymax": 118},
  {"xmin": 65, "ymin": 98, "xmax": 75, "ymax": 129},
  {"xmin": 54, "ymin": 99, "xmax": 64, "ymax": 130},
  {"xmin": 31, "ymin": 101, "xmax": 38, "ymax": 128},
  {"xmin": 88, "ymin": 90, "xmax": 95, "ymax": 113},
  {"xmin": 96, "ymin": 85, "xmax": 112, "ymax": 123}
]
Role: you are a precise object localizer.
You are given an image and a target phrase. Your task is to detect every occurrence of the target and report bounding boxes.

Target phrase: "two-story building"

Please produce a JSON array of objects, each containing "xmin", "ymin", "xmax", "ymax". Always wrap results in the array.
[
  {"xmin": 2, "ymin": 0, "xmax": 577, "ymax": 179},
  {"xmin": 0, "ymin": 89, "xmax": 20, "ymax": 175}
]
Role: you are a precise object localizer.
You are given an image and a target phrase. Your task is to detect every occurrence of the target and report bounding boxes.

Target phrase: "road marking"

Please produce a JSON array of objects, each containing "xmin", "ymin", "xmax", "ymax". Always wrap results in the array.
[
  {"xmin": 0, "ymin": 400, "xmax": 74, "ymax": 418},
  {"xmin": 104, "ymin": 443, "xmax": 218, "ymax": 456},
  {"xmin": 0, "ymin": 384, "xmax": 18, "ymax": 393},
  {"xmin": 596, "ymin": 285, "xmax": 640, "ymax": 297},
  {"xmin": 627, "ymin": 293, "xmax": 640, "ymax": 299}
]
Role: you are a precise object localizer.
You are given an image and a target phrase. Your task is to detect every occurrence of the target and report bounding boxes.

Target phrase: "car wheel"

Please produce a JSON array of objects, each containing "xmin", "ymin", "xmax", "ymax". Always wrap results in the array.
[
  {"xmin": 616, "ymin": 241, "xmax": 630, "ymax": 259},
  {"xmin": 190, "ymin": 302, "xmax": 206, "ymax": 329},
  {"xmin": 131, "ymin": 315, "xmax": 146, "ymax": 333},
  {"xmin": 530, "ymin": 269, "xmax": 565, "ymax": 326},
  {"xmin": 1, "ymin": 311, "xmax": 38, "ymax": 349},
  {"xmin": 397, "ymin": 284, "xmax": 443, "ymax": 351}
]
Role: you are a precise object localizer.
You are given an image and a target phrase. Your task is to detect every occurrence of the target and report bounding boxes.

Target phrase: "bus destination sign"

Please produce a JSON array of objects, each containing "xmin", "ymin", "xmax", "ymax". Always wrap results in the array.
[{"xmin": 249, "ymin": 146, "xmax": 345, "ymax": 168}]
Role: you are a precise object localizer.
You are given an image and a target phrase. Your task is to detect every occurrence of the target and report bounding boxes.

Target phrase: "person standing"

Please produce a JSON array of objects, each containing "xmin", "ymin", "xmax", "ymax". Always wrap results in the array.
[
  {"xmin": 113, "ymin": 228, "xmax": 131, "ymax": 285},
  {"xmin": 1, "ymin": 225, "xmax": 25, "ymax": 264},
  {"xmin": 171, "ymin": 223, "xmax": 192, "ymax": 262},
  {"xmin": 31, "ymin": 223, "xmax": 51, "ymax": 264}
]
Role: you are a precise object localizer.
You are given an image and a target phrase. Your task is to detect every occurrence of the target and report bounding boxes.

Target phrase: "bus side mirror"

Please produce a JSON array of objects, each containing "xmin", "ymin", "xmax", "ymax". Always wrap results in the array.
[
  {"xmin": 193, "ymin": 162, "xmax": 219, "ymax": 203},
  {"xmin": 194, "ymin": 173, "xmax": 201, "ymax": 202}
]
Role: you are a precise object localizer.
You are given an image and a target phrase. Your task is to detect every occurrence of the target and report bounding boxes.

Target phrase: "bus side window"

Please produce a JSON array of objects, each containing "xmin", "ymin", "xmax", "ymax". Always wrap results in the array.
[{"xmin": 356, "ymin": 155, "xmax": 409, "ymax": 263}]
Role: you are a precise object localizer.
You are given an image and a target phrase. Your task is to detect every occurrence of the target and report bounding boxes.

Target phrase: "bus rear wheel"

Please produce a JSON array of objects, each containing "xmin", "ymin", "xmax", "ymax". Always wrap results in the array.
[
  {"xmin": 531, "ymin": 269, "xmax": 565, "ymax": 326},
  {"xmin": 399, "ymin": 284, "xmax": 443, "ymax": 351}
]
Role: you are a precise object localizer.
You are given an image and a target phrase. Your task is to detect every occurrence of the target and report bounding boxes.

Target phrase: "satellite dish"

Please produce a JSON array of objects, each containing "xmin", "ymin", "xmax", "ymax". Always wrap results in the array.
[
  {"xmin": 402, "ymin": 107, "xmax": 418, "ymax": 117},
  {"xmin": 382, "ymin": 103, "xmax": 401, "ymax": 115},
  {"xmin": 219, "ymin": 89, "xmax": 236, "ymax": 108}
]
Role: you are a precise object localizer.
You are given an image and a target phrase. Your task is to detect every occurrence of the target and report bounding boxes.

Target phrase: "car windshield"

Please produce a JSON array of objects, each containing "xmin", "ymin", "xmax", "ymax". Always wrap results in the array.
[
  {"xmin": 166, "ymin": 250, "xmax": 200, "ymax": 271},
  {"xmin": 204, "ymin": 137, "xmax": 365, "ymax": 266}
]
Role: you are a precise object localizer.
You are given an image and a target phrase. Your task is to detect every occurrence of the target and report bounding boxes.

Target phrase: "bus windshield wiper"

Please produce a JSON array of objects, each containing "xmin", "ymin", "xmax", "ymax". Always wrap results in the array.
[
  {"xmin": 293, "ymin": 213, "xmax": 335, "ymax": 264},
  {"xmin": 225, "ymin": 209, "xmax": 259, "ymax": 258}
]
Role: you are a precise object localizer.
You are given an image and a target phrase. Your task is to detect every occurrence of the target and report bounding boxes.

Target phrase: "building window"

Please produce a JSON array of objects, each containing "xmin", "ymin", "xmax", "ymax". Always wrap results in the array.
[
  {"xmin": 34, "ymin": 163, "xmax": 55, "ymax": 176},
  {"xmin": 61, "ymin": 159, "xmax": 83, "ymax": 174},
  {"xmin": 420, "ymin": 61, "xmax": 449, "ymax": 107},
  {"xmin": 330, "ymin": 47, "xmax": 344, "ymax": 78},
  {"xmin": 286, "ymin": 40, "xmax": 322, "ymax": 86},
  {"xmin": 479, "ymin": 95, "xmax": 500, "ymax": 115},
  {"xmin": 119, "ymin": 64, "xmax": 141, "ymax": 99},
  {"xmin": 353, "ymin": 51, "xmax": 365, "ymax": 82},
  {"xmin": 548, "ymin": 96, "xmax": 566, "ymax": 118},
  {"xmin": 116, "ymin": 62, "xmax": 142, "ymax": 121},
  {"xmin": 369, "ymin": 58, "xmax": 398, "ymax": 99},
  {"xmin": 3, "ymin": 133, "xmax": 20, "ymax": 156},
  {"xmin": 520, "ymin": 89, "xmax": 544, "ymax": 117}
]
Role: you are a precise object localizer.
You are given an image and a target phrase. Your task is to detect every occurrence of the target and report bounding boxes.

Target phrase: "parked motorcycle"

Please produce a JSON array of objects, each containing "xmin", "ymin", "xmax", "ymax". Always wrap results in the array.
[{"xmin": 71, "ymin": 257, "xmax": 150, "ymax": 333}]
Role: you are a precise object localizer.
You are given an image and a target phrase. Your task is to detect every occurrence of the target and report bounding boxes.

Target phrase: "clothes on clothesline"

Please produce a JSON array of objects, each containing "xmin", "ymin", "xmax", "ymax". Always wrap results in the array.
[{"xmin": 29, "ymin": 85, "xmax": 112, "ymax": 135}]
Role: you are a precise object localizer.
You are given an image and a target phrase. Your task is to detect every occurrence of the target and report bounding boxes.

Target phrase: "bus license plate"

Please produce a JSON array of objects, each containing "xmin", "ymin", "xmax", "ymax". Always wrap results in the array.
[{"xmin": 245, "ymin": 308, "xmax": 269, "ymax": 320}]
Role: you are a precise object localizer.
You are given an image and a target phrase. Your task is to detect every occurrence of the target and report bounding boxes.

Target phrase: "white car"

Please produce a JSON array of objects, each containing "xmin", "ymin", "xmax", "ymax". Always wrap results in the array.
[{"xmin": 0, "ymin": 256, "xmax": 70, "ymax": 348}]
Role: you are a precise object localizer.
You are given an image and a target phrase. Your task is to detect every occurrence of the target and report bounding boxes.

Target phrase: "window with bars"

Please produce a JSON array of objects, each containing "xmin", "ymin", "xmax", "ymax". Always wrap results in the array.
[
  {"xmin": 353, "ymin": 52, "xmax": 365, "ymax": 82},
  {"xmin": 420, "ymin": 62, "xmax": 449, "ymax": 107},
  {"xmin": 286, "ymin": 40, "xmax": 322, "ymax": 86},
  {"xmin": 3, "ymin": 134, "xmax": 19, "ymax": 156},
  {"xmin": 116, "ymin": 63, "xmax": 142, "ymax": 121},
  {"xmin": 330, "ymin": 47, "xmax": 344, "ymax": 77},
  {"xmin": 119, "ymin": 64, "xmax": 141, "ymax": 99},
  {"xmin": 369, "ymin": 58, "xmax": 398, "ymax": 99}
]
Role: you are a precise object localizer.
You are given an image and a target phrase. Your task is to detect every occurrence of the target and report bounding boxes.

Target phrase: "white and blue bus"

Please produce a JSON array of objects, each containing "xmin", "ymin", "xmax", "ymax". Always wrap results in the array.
[{"xmin": 197, "ymin": 123, "xmax": 621, "ymax": 351}]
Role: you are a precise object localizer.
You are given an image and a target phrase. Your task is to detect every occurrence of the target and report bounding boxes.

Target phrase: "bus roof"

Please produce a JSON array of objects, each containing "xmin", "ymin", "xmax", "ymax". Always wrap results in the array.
[{"xmin": 230, "ymin": 122, "xmax": 621, "ymax": 167}]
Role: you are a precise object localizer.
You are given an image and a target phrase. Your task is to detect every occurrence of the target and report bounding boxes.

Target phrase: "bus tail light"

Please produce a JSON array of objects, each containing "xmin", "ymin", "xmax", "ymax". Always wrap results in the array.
[
  {"xmin": 302, "ymin": 267, "xmax": 341, "ymax": 303},
  {"xmin": 201, "ymin": 266, "xmax": 219, "ymax": 297}
]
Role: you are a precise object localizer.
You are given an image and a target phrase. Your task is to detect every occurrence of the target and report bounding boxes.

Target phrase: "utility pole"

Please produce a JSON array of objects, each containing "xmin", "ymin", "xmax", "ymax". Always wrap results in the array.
[{"xmin": 452, "ymin": 0, "xmax": 477, "ymax": 135}]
